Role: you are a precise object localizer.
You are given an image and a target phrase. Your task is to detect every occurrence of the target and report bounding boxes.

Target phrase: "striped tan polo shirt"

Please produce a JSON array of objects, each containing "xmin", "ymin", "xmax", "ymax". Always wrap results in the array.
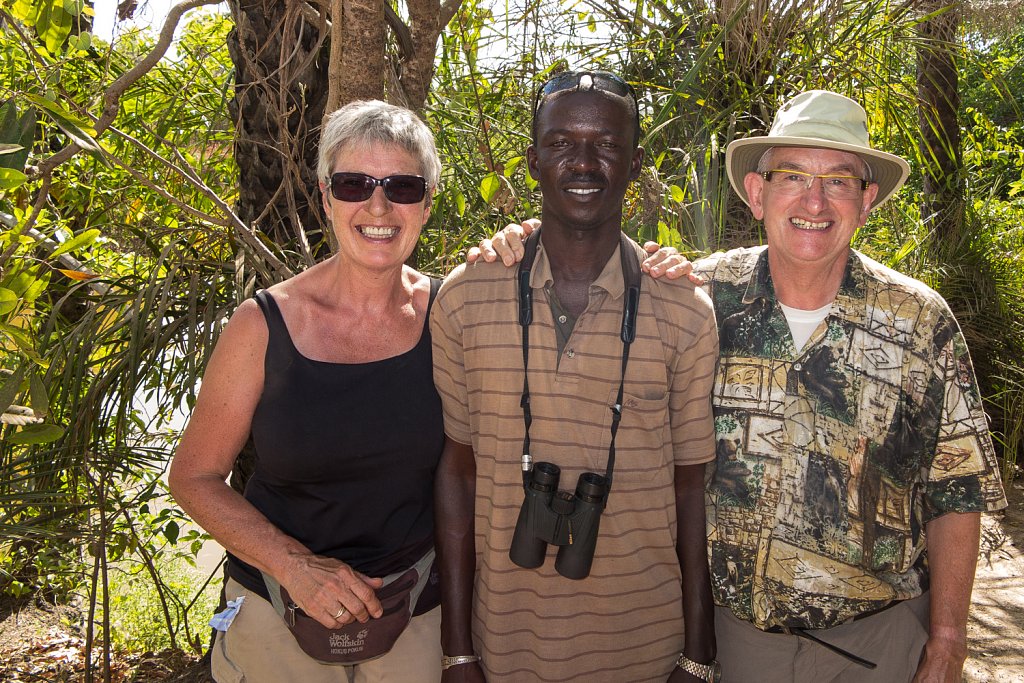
[{"xmin": 431, "ymin": 237, "xmax": 718, "ymax": 682}]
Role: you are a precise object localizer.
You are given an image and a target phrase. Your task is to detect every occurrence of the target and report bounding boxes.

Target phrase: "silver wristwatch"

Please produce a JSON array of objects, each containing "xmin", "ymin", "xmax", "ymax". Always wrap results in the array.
[{"xmin": 676, "ymin": 653, "xmax": 722, "ymax": 683}]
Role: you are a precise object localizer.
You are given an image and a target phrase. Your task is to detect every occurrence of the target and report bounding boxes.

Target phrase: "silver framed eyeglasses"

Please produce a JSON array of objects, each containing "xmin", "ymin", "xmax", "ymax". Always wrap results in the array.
[{"xmin": 762, "ymin": 169, "xmax": 870, "ymax": 199}]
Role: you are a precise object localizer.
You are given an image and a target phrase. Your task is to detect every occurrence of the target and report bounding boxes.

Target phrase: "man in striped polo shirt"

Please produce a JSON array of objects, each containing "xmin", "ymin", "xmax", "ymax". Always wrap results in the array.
[{"xmin": 430, "ymin": 70, "xmax": 721, "ymax": 682}]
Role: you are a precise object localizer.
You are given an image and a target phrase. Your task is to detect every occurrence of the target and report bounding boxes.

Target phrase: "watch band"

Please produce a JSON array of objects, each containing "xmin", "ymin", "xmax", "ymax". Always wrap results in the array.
[
  {"xmin": 675, "ymin": 653, "xmax": 718, "ymax": 682},
  {"xmin": 441, "ymin": 654, "xmax": 480, "ymax": 670}
]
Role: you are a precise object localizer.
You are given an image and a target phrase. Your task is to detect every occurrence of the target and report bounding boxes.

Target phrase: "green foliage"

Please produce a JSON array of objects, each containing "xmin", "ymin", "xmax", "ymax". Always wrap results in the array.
[
  {"xmin": 0, "ymin": 7, "xmax": 238, "ymax": 662},
  {"xmin": 104, "ymin": 552, "xmax": 221, "ymax": 652}
]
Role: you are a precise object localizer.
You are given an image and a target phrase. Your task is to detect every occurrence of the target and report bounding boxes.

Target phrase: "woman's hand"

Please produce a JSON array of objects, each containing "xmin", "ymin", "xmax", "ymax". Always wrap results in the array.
[{"xmin": 282, "ymin": 553, "xmax": 385, "ymax": 628}]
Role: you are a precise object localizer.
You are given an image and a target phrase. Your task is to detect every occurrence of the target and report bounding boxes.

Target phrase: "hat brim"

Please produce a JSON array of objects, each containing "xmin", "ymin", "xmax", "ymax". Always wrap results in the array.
[{"xmin": 725, "ymin": 136, "xmax": 911, "ymax": 210}]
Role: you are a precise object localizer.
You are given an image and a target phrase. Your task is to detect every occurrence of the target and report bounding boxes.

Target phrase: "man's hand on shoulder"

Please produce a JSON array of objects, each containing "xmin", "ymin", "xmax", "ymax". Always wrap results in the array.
[
  {"xmin": 640, "ymin": 242, "xmax": 702, "ymax": 284},
  {"xmin": 465, "ymin": 218, "xmax": 703, "ymax": 285},
  {"xmin": 466, "ymin": 219, "xmax": 537, "ymax": 266}
]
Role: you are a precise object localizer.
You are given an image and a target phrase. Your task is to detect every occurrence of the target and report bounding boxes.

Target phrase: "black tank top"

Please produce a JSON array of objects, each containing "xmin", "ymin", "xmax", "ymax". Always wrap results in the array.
[{"xmin": 227, "ymin": 280, "xmax": 444, "ymax": 600}]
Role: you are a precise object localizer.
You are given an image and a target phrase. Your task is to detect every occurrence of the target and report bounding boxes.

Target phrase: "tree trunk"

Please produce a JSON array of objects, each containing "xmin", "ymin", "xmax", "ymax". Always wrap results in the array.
[
  {"xmin": 336, "ymin": 0, "xmax": 386, "ymax": 105},
  {"xmin": 916, "ymin": 1, "xmax": 963, "ymax": 247},
  {"xmin": 227, "ymin": 0, "xmax": 330, "ymax": 267}
]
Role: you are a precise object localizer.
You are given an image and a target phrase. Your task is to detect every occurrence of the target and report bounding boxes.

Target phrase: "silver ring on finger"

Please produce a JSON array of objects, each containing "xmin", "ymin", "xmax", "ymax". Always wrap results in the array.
[{"xmin": 333, "ymin": 607, "xmax": 347, "ymax": 620}]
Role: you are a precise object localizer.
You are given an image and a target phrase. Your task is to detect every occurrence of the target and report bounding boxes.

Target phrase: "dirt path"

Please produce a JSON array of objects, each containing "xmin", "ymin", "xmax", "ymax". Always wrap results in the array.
[{"xmin": 965, "ymin": 480, "xmax": 1024, "ymax": 681}]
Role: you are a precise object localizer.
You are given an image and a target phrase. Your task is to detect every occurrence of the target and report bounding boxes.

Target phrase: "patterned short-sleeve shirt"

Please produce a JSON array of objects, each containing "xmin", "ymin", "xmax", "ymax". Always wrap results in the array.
[{"xmin": 693, "ymin": 246, "xmax": 1007, "ymax": 631}]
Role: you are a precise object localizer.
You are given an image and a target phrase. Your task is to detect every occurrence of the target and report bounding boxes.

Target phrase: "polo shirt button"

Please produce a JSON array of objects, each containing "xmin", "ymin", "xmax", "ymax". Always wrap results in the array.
[
  {"xmin": 558, "ymin": 315, "xmax": 567, "ymax": 324},
  {"xmin": 793, "ymin": 362, "xmax": 803, "ymax": 371},
  {"xmin": 567, "ymin": 349, "xmax": 575, "ymax": 358}
]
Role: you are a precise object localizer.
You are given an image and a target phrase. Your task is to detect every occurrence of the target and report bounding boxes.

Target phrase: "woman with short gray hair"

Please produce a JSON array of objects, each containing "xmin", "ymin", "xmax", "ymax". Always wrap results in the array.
[{"xmin": 170, "ymin": 99, "xmax": 444, "ymax": 683}]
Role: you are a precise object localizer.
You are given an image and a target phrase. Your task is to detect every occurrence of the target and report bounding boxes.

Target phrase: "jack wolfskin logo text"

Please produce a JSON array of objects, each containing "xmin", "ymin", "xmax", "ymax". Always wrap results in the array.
[{"xmin": 329, "ymin": 629, "xmax": 369, "ymax": 655}]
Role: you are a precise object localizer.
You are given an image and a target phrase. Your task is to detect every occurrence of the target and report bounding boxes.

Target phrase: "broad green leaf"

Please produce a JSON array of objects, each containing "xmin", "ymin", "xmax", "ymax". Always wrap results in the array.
[
  {"xmin": 10, "ymin": 0, "xmax": 43, "ymax": 25},
  {"xmin": 163, "ymin": 520, "xmax": 180, "ymax": 544},
  {"xmin": 37, "ymin": 0, "xmax": 74, "ymax": 55},
  {"xmin": 22, "ymin": 271, "xmax": 50, "ymax": 304},
  {"xmin": 0, "ymin": 288, "xmax": 16, "ymax": 315},
  {"xmin": 0, "ymin": 366, "xmax": 27, "ymax": 416},
  {"xmin": 669, "ymin": 184, "xmax": 685, "ymax": 203},
  {"xmin": 504, "ymin": 156, "xmax": 523, "ymax": 176},
  {"xmin": 50, "ymin": 228, "xmax": 100, "ymax": 259},
  {"xmin": 12, "ymin": 0, "xmax": 75, "ymax": 55},
  {"xmin": 23, "ymin": 93, "xmax": 102, "ymax": 155},
  {"xmin": 7, "ymin": 423, "xmax": 65, "ymax": 445},
  {"xmin": 0, "ymin": 168, "xmax": 28, "ymax": 191},
  {"xmin": 0, "ymin": 102, "xmax": 33, "ymax": 171},
  {"xmin": 4, "ymin": 271, "xmax": 37, "ymax": 298},
  {"xmin": 479, "ymin": 173, "xmax": 500, "ymax": 203},
  {"xmin": 0, "ymin": 323, "xmax": 43, "ymax": 363},
  {"xmin": 29, "ymin": 372, "xmax": 49, "ymax": 418},
  {"xmin": 656, "ymin": 221, "xmax": 676, "ymax": 249},
  {"xmin": 455, "ymin": 191, "xmax": 466, "ymax": 217}
]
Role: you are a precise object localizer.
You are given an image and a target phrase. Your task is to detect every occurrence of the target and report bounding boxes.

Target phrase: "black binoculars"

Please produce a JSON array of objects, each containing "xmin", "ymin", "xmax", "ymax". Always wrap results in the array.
[{"xmin": 508, "ymin": 461, "xmax": 608, "ymax": 579}]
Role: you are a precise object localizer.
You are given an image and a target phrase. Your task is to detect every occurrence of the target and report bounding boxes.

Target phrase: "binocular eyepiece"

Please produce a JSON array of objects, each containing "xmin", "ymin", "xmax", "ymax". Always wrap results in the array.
[{"xmin": 508, "ymin": 461, "xmax": 608, "ymax": 579}]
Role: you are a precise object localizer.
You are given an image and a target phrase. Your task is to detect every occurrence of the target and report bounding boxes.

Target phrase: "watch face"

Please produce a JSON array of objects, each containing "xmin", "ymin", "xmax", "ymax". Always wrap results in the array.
[{"xmin": 711, "ymin": 661, "xmax": 722, "ymax": 683}]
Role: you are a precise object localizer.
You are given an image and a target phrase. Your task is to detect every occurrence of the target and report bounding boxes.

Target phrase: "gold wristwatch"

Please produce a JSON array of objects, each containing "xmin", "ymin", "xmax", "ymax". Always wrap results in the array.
[{"xmin": 676, "ymin": 653, "xmax": 722, "ymax": 682}]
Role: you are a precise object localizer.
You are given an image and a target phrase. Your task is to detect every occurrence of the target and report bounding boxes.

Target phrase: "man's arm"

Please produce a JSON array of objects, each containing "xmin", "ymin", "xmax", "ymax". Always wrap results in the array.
[
  {"xmin": 668, "ymin": 463, "xmax": 716, "ymax": 682},
  {"xmin": 912, "ymin": 511, "xmax": 981, "ymax": 683},
  {"xmin": 435, "ymin": 438, "xmax": 486, "ymax": 682}
]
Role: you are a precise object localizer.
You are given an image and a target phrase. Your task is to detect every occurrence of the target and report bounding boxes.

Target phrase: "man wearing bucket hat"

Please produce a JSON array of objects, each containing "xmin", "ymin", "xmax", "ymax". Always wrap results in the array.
[
  {"xmin": 475, "ymin": 89, "xmax": 1006, "ymax": 682},
  {"xmin": 699, "ymin": 89, "xmax": 1006, "ymax": 682}
]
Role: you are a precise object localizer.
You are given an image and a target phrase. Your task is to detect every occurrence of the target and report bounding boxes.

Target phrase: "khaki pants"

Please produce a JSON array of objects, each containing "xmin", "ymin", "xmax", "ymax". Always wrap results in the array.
[
  {"xmin": 715, "ymin": 593, "xmax": 930, "ymax": 683},
  {"xmin": 212, "ymin": 578, "xmax": 442, "ymax": 683}
]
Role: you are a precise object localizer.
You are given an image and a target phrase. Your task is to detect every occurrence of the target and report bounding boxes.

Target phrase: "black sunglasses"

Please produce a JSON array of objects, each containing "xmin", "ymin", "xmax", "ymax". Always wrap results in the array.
[{"xmin": 329, "ymin": 172, "xmax": 427, "ymax": 204}]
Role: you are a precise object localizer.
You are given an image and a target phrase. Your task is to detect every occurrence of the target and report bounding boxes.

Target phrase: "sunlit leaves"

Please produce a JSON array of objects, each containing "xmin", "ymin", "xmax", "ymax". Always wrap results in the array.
[
  {"xmin": 23, "ymin": 93, "xmax": 105, "ymax": 160},
  {"xmin": 11, "ymin": 0, "xmax": 72, "ymax": 55},
  {"xmin": 0, "ymin": 100, "xmax": 35, "ymax": 173},
  {"xmin": 50, "ymin": 228, "xmax": 100, "ymax": 259},
  {"xmin": 479, "ymin": 172, "xmax": 500, "ymax": 203},
  {"xmin": 0, "ymin": 289, "xmax": 17, "ymax": 316},
  {"xmin": 0, "ymin": 168, "xmax": 28, "ymax": 191}
]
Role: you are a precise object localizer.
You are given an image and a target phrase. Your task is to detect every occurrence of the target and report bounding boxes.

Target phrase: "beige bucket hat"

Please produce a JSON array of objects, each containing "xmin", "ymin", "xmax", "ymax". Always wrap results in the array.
[{"xmin": 726, "ymin": 90, "xmax": 910, "ymax": 209}]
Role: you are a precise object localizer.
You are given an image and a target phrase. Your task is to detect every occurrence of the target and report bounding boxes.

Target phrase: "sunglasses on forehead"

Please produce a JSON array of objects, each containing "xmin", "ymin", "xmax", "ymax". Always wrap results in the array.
[
  {"xmin": 533, "ymin": 71, "xmax": 638, "ymax": 115},
  {"xmin": 329, "ymin": 172, "xmax": 428, "ymax": 204}
]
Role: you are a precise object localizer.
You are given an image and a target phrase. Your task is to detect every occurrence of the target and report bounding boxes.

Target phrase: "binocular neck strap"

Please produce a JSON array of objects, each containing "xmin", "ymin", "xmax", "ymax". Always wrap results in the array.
[{"xmin": 516, "ymin": 229, "xmax": 642, "ymax": 494}]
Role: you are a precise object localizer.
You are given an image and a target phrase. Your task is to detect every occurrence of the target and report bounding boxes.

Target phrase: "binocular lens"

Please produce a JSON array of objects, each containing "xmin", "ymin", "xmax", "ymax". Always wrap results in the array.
[
  {"xmin": 575, "ymin": 472, "xmax": 608, "ymax": 503},
  {"xmin": 530, "ymin": 462, "xmax": 560, "ymax": 492}
]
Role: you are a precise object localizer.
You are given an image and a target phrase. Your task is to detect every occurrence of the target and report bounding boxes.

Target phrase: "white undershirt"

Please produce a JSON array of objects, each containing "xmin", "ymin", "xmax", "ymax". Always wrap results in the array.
[{"xmin": 779, "ymin": 301, "xmax": 833, "ymax": 351}]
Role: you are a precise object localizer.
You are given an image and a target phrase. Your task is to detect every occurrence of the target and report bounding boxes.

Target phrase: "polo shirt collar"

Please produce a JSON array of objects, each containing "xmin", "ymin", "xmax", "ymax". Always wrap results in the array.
[{"xmin": 529, "ymin": 234, "xmax": 628, "ymax": 300}]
